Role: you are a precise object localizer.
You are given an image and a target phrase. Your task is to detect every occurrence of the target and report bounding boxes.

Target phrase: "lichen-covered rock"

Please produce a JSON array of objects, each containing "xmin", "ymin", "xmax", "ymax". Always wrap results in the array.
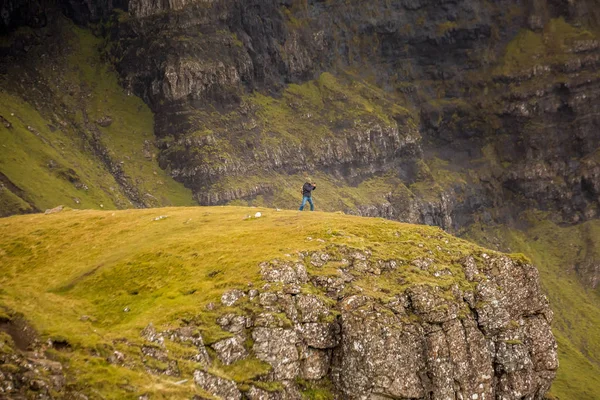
[
  {"xmin": 295, "ymin": 322, "xmax": 340, "ymax": 349},
  {"xmin": 407, "ymin": 284, "xmax": 461, "ymax": 323},
  {"xmin": 295, "ymin": 294, "xmax": 330, "ymax": 323},
  {"xmin": 252, "ymin": 328, "xmax": 300, "ymax": 380},
  {"xmin": 221, "ymin": 289, "xmax": 245, "ymax": 306},
  {"xmin": 216, "ymin": 313, "xmax": 248, "ymax": 334},
  {"xmin": 212, "ymin": 335, "xmax": 248, "ymax": 365},
  {"xmin": 140, "ymin": 322, "xmax": 164, "ymax": 346},
  {"xmin": 245, "ymin": 385, "xmax": 284, "ymax": 400},
  {"xmin": 299, "ymin": 346, "xmax": 330, "ymax": 380},
  {"xmin": 166, "ymin": 326, "xmax": 211, "ymax": 364},
  {"xmin": 260, "ymin": 261, "xmax": 308, "ymax": 285},
  {"xmin": 193, "ymin": 370, "xmax": 241, "ymax": 400},
  {"xmin": 331, "ymin": 295, "xmax": 427, "ymax": 399}
]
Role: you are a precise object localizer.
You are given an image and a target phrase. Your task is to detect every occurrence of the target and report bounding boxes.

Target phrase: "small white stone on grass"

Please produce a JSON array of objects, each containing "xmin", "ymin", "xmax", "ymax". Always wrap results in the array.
[{"xmin": 255, "ymin": 212, "xmax": 262, "ymax": 218}]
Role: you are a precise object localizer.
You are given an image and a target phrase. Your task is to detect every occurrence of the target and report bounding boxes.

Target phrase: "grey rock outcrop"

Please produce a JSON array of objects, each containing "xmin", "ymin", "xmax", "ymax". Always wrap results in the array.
[
  {"xmin": 193, "ymin": 370, "xmax": 241, "ymax": 400},
  {"xmin": 186, "ymin": 247, "xmax": 557, "ymax": 399}
]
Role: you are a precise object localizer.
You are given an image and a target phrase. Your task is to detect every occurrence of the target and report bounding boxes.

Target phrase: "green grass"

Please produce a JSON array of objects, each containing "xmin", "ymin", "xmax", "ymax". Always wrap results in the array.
[
  {"xmin": 0, "ymin": 206, "xmax": 506, "ymax": 398},
  {"xmin": 496, "ymin": 17, "xmax": 596, "ymax": 76},
  {"xmin": 0, "ymin": 19, "xmax": 194, "ymax": 216},
  {"xmin": 0, "ymin": 92, "xmax": 121, "ymax": 211},
  {"xmin": 464, "ymin": 212, "xmax": 600, "ymax": 399}
]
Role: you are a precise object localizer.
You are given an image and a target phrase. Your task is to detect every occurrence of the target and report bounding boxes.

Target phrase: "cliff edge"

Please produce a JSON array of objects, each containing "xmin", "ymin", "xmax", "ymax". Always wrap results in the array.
[{"xmin": 0, "ymin": 207, "xmax": 557, "ymax": 399}]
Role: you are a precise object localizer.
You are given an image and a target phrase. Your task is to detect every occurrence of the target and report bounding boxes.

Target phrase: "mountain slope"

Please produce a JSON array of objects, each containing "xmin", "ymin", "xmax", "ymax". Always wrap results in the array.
[
  {"xmin": 0, "ymin": 19, "xmax": 194, "ymax": 217},
  {"xmin": 0, "ymin": 207, "xmax": 556, "ymax": 399}
]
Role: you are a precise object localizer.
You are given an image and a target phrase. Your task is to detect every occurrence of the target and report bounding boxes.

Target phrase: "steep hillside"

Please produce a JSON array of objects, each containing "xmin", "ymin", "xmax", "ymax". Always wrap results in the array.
[
  {"xmin": 0, "ymin": 207, "xmax": 556, "ymax": 399},
  {"xmin": 0, "ymin": 17, "xmax": 194, "ymax": 217}
]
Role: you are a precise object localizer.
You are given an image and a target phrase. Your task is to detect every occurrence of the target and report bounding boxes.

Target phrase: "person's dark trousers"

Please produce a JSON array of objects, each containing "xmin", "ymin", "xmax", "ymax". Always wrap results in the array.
[{"xmin": 299, "ymin": 196, "xmax": 314, "ymax": 211}]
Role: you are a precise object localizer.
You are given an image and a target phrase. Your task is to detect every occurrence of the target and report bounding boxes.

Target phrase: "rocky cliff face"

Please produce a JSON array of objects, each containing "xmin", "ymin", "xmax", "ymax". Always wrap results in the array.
[
  {"xmin": 2, "ymin": 0, "xmax": 599, "ymax": 228},
  {"xmin": 97, "ymin": 0, "xmax": 600, "ymax": 231}
]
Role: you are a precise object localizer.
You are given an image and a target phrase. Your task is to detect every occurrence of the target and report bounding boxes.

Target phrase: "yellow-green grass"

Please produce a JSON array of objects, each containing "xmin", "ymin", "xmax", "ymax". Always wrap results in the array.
[
  {"xmin": 496, "ymin": 17, "xmax": 596, "ymax": 76},
  {"xmin": 465, "ymin": 212, "xmax": 600, "ymax": 400},
  {"xmin": 0, "ymin": 206, "xmax": 503, "ymax": 398},
  {"xmin": 0, "ymin": 20, "xmax": 194, "ymax": 216},
  {"xmin": 0, "ymin": 92, "xmax": 121, "ymax": 211}
]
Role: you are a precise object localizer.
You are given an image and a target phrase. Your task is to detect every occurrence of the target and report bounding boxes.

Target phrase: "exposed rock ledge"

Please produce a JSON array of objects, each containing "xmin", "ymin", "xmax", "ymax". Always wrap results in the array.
[{"xmin": 200, "ymin": 247, "xmax": 556, "ymax": 399}]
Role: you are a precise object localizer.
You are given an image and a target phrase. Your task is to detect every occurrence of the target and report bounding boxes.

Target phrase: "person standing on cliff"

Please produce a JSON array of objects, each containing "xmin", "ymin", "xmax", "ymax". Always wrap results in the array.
[{"xmin": 299, "ymin": 181, "xmax": 317, "ymax": 211}]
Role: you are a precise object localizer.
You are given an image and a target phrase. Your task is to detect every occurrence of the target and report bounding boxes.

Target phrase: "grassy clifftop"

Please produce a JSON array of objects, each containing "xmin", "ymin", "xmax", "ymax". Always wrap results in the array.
[{"xmin": 0, "ymin": 206, "xmax": 521, "ymax": 399}]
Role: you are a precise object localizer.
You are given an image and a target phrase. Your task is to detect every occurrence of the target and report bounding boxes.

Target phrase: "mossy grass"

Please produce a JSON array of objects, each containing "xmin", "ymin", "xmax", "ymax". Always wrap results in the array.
[
  {"xmin": 296, "ymin": 377, "xmax": 335, "ymax": 399},
  {"xmin": 0, "ymin": 206, "xmax": 512, "ymax": 398},
  {"xmin": 496, "ymin": 17, "xmax": 597, "ymax": 76}
]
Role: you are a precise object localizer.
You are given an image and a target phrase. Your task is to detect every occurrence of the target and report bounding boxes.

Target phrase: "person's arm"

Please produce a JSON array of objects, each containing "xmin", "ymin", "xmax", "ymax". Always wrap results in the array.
[{"xmin": 312, "ymin": 183, "xmax": 316, "ymax": 191}]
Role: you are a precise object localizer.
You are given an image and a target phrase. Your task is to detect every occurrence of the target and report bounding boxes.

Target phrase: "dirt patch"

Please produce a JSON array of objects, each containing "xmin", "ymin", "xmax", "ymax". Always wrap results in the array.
[{"xmin": 0, "ymin": 316, "xmax": 38, "ymax": 351}]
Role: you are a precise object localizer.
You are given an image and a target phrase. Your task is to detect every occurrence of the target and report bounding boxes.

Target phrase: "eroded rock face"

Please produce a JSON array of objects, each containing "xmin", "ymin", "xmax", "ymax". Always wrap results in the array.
[
  {"xmin": 98, "ymin": 0, "xmax": 600, "ymax": 231},
  {"xmin": 186, "ymin": 246, "xmax": 557, "ymax": 400},
  {"xmin": 193, "ymin": 370, "xmax": 241, "ymax": 400}
]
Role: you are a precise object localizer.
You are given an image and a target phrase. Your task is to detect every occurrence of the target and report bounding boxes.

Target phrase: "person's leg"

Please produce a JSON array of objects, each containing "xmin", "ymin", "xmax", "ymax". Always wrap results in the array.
[
  {"xmin": 308, "ymin": 197, "xmax": 314, "ymax": 211},
  {"xmin": 299, "ymin": 196, "xmax": 307, "ymax": 211}
]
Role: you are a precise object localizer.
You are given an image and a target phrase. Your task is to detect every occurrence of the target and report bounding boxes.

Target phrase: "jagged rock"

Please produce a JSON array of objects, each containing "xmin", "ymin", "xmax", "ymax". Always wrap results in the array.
[
  {"xmin": 257, "ymin": 293, "xmax": 298, "ymax": 321},
  {"xmin": 254, "ymin": 312, "xmax": 290, "ymax": 328},
  {"xmin": 331, "ymin": 295, "xmax": 427, "ymax": 399},
  {"xmin": 140, "ymin": 323, "xmax": 164, "ymax": 346},
  {"xmin": 108, "ymin": 350, "xmax": 125, "ymax": 365},
  {"xmin": 260, "ymin": 261, "xmax": 308, "ymax": 285},
  {"xmin": 216, "ymin": 313, "xmax": 247, "ymax": 334},
  {"xmin": 309, "ymin": 275, "xmax": 346, "ymax": 298},
  {"xmin": 141, "ymin": 345, "xmax": 168, "ymax": 362},
  {"xmin": 252, "ymin": 327, "xmax": 300, "ymax": 380},
  {"xmin": 299, "ymin": 346, "xmax": 330, "ymax": 380},
  {"xmin": 407, "ymin": 284, "xmax": 461, "ymax": 323},
  {"xmin": 166, "ymin": 326, "xmax": 210, "ymax": 364},
  {"xmin": 245, "ymin": 386, "xmax": 284, "ymax": 400},
  {"xmin": 193, "ymin": 370, "xmax": 241, "ymax": 400},
  {"xmin": 212, "ymin": 336, "xmax": 248, "ymax": 365},
  {"xmin": 295, "ymin": 322, "xmax": 340, "ymax": 349},
  {"xmin": 462, "ymin": 255, "xmax": 481, "ymax": 281},
  {"xmin": 295, "ymin": 294, "xmax": 329, "ymax": 323},
  {"xmin": 44, "ymin": 205, "xmax": 63, "ymax": 214},
  {"xmin": 221, "ymin": 289, "xmax": 246, "ymax": 306},
  {"xmin": 309, "ymin": 252, "xmax": 330, "ymax": 267},
  {"xmin": 475, "ymin": 256, "xmax": 549, "ymax": 334},
  {"xmin": 95, "ymin": 116, "xmax": 112, "ymax": 127}
]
